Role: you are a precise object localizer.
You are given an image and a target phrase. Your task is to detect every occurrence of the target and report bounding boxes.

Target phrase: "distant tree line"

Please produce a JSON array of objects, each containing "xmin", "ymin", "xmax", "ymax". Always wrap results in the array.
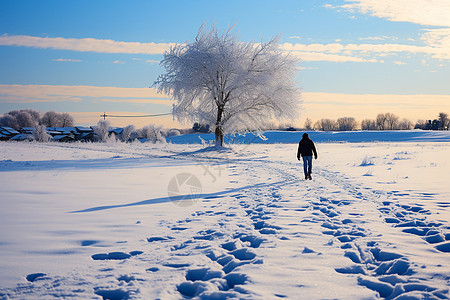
[
  {"xmin": 300, "ymin": 112, "xmax": 449, "ymax": 132},
  {"xmin": 0, "ymin": 109, "xmax": 75, "ymax": 129},
  {"xmin": 414, "ymin": 113, "xmax": 449, "ymax": 130}
]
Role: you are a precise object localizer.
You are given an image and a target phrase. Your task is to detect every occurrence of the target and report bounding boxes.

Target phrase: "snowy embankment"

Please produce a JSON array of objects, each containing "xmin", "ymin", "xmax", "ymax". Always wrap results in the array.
[
  {"xmin": 0, "ymin": 132, "xmax": 449, "ymax": 299},
  {"xmin": 167, "ymin": 130, "xmax": 450, "ymax": 144}
]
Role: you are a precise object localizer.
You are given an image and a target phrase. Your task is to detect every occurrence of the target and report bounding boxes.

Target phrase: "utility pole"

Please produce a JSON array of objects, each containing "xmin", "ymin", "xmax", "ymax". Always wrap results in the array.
[{"xmin": 100, "ymin": 112, "xmax": 107, "ymax": 120}]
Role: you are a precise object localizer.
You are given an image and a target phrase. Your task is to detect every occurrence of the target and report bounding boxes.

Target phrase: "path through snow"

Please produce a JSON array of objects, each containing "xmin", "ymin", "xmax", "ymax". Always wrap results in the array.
[{"xmin": 0, "ymin": 142, "xmax": 449, "ymax": 299}]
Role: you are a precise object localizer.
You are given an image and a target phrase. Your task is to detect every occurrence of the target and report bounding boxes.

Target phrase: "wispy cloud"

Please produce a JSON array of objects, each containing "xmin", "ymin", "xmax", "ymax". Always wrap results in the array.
[
  {"xmin": 288, "ymin": 49, "xmax": 378, "ymax": 63},
  {"xmin": 336, "ymin": 0, "xmax": 450, "ymax": 60},
  {"xmin": 358, "ymin": 36, "xmax": 397, "ymax": 41},
  {"xmin": 132, "ymin": 58, "xmax": 160, "ymax": 64},
  {"xmin": 0, "ymin": 84, "xmax": 171, "ymax": 103},
  {"xmin": 52, "ymin": 58, "xmax": 82, "ymax": 62},
  {"xmin": 282, "ymin": 41, "xmax": 449, "ymax": 62},
  {"xmin": 0, "ymin": 34, "xmax": 174, "ymax": 55},
  {"xmin": 341, "ymin": 0, "xmax": 450, "ymax": 27},
  {"xmin": 1, "ymin": 31, "xmax": 449, "ymax": 64}
]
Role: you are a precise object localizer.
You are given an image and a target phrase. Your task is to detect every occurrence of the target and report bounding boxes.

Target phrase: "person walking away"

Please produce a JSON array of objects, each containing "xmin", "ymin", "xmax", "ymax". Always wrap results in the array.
[{"xmin": 297, "ymin": 133, "xmax": 318, "ymax": 180}]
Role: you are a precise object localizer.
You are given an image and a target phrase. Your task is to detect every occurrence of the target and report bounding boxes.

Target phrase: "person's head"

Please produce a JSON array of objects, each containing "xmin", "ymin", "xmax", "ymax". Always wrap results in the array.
[{"xmin": 302, "ymin": 133, "xmax": 309, "ymax": 139}]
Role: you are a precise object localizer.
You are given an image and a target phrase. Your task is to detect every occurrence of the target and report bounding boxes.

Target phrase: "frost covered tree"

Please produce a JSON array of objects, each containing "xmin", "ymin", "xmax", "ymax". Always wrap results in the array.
[
  {"xmin": 0, "ymin": 109, "xmax": 41, "ymax": 129},
  {"xmin": 59, "ymin": 113, "xmax": 74, "ymax": 127},
  {"xmin": 337, "ymin": 117, "xmax": 357, "ymax": 131},
  {"xmin": 94, "ymin": 120, "xmax": 110, "ymax": 142},
  {"xmin": 120, "ymin": 125, "xmax": 136, "ymax": 142},
  {"xmin": 314, "ymin": 119, "xmax": 337, "ymax": 131},
  {"xmin": 304, "ymin": 118, "xmax": 313, "ymax": 130},
  {"xmin": 154, "ymin": 24, "xmax": 301, "ymax": 146},
  {"xmin": 41, "ymin": 111, "xmax": 61, "ymax": 127},
  {"xmin": 376, "ymin": 113, "xmax": 388, "ymax": 130},
  {"xmin": 385, "ymin": 113, "xmax": 399, "ymax": 130},
  {"xmin": 34, "ymin": 125, "xmax": 51, "ymax": 142},
  {"xmin": 398, "ymin": 118, "xmax": 413, "ymax": 130},
  {"xmin": 0, "ymin": 114, "xmax": 19, "ymax": 129},
  {"xmin": 40, "ymin": 111, "xmax": 75, "ymax": 127},
  {"xmin": 139, "ymin": 124, "xmax": 166, "ymax": 143},
  {"xmin": 361, "ymin": 119, "xmax": 377, "ymax": 130}
]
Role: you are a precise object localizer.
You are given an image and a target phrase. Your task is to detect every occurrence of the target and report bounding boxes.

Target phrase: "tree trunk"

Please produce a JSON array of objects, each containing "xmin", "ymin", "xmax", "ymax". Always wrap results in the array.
[
  {"xmin": 215, "ymin": 126, "xmax": 224, "ymax": 147},
  {"xmin": 215, "ymin": 106, "xmax": 224, "ymax": 147}
]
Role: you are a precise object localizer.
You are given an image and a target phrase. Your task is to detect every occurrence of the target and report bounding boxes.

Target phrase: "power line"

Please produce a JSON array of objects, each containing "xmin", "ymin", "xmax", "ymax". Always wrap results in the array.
[{"xmin": 100, "ymin": 112, "xmax": 172, "ymax": 120}]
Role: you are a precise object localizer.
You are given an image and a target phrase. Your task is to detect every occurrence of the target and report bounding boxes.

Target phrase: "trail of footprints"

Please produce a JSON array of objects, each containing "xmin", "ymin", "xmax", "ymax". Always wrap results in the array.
[
  {"xmin": 378, "ymin": 197, "xmax": 450, "ymax": 253},
  {"xmin": 173, "ymin": 189, "xmax": 282, "ymax": 299},
  {"xmin": 309, "ymin": 192, "xmax": 449, "ymax": 299}
]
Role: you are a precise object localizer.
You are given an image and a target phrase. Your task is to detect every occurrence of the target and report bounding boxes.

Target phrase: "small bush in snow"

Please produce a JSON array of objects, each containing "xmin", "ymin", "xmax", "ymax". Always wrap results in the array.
[
  {"xmin": 167, "ymin": 129, "xmax": 181, "ymax": 137},
  {"xmin": 359, "ymin": 156, "xmax": 375, "ymax": 166},
  {"xmin": 139, "ymin": 124, "xmax": 166, "ymax": 143}
]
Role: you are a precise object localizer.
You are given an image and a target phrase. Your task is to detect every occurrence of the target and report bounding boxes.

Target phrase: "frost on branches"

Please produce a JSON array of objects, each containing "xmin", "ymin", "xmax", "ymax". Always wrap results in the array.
[{"xmin": 154, "ymin": 24, "xmax": 302, "ymax": 146}]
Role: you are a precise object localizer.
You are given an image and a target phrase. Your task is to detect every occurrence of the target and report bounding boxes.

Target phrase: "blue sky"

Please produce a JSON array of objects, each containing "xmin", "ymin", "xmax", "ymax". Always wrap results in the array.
[{"xmin": 1, "ymin": 0, "xmax": 449, "ymax": 127}]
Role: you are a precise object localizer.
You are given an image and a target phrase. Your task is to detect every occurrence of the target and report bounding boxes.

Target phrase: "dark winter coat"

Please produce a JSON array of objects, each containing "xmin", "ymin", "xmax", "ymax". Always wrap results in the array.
[{"xmin": 297, "ymin": 137, "xmax": 317, "ymax": 159}]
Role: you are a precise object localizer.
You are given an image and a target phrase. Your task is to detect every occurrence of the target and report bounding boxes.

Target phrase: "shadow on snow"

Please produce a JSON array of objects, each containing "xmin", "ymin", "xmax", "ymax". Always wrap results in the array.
[{"xmin": 69, "ymin": 179, "xmax": 293, "ymax": 214}]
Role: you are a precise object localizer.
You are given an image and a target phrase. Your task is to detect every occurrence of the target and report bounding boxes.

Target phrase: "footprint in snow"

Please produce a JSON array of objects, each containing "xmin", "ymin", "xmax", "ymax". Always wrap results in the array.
[{"xmin": 91, "ymin": 251, "xmax": 143, "ymax": 260}]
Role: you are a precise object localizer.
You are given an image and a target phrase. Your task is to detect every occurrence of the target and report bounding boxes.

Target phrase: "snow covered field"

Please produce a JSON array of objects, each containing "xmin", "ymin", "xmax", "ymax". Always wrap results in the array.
[{"xmin": 0, "ymin": 132, "xmax": 449, "ymax": 299}]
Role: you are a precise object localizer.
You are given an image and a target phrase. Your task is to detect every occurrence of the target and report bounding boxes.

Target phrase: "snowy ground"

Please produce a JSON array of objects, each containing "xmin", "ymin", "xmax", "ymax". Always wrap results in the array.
[{"xmin": 0, "ymin": 136, "xmax": 449, "ymax": 299}]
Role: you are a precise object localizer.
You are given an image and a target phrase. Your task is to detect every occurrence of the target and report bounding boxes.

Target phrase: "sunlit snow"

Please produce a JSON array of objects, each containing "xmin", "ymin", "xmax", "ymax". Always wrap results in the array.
[{"xmin": 0, "ymin": 131, "xmax": 449, "ymax": 299}]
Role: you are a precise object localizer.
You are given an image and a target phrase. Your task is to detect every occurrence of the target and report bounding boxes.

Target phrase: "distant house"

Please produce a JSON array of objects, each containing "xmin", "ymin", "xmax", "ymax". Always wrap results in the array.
[
  {"xmin": 0, "ymin": 127, "xmax": 20, "ymax": 141},
  {"xmin": 0, "ymin": 125, "xmax": 97, "ymax": 142},
  {"xmin": 20, "ymin": 127, "xmax": 36, "ymax": 134},
  {"xmin": 52, "ymin": 134, "xmax": 76, "ymax": 142},
  {"xmin": 109, "ymin": 128, "xmax": 124, "ymax": 137},
  {"xmin": 75, "ymin": 126, "xmax": 93, "ymax": 133},
  {"xmin": 45, "ymin": 127, "xmax": 78, "ymax": 142},
  {"xmin": 10, "ymin": 133, "xmax": 34, "ymax": 141},
  {"xmin": 47, "ymin": 127, "xmax": 77, "ymax": 135},
  {"xmin": 75, "ymin": 126, "xmax": 94, "ymax": 142}
]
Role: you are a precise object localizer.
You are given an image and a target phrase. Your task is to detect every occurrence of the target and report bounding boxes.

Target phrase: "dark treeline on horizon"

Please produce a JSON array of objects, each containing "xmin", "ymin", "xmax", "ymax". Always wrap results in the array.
[
  {"xmin": 1, "ymin": 110, "xmax": 449, "ymax": 134},
  {"xmin": 299, "ymin": 112, "xmax": 449, "ymax": 132}
]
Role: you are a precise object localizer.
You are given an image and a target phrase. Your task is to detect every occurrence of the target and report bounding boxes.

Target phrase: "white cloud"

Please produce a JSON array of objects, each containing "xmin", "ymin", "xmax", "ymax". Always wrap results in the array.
[
  {"xmin": 288, "ymin": 49, "xmax": 378, "ymax": 63},
  {"xmin": 421, "ymin": 28, "xmax": 450, "ymax": 51},
  {"xmin": 0, "ymin": 84, "xmax": 171, "ymax": 103},
  {"xmin": 282, "ymin": 40, "xmax": 450, "ymax": 62},
  {"xmin": 112, "ymin": 60, "xmax": 124, "ymax": 64},
  {"xmin": 133, "ymin": 58, "xmax": 160, "ymax": 64},
  {"xmin": 339, "ymin": 1, "xmax": 450, "ymax": 60},
  {"xmin": 0, "ymin": 34, "xmax": 174, "ymax": 55},
  {"xmin": 358, "ymin": 36, "xmax": 397, "ymax": 41},
  {"xmin": 342, "ymin": 0, "xmax": 450, "ymax": 27},
  {"xmin": 52, "ymin": 58, "xmax": 82, "ymax": 62},
  {"xmin": 1, "ymin": 31, "xmax": 449, "ymax": 64}
]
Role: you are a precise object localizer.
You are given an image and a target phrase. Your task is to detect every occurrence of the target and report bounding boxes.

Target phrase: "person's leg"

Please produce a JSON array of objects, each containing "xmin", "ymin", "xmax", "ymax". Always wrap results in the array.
[
  {"xmin": 306, "ymin": 156, "xmax": 313, "ymax": 179},
  {"xmin": 302, "ymin": 156, "xmax": 308, "ymax": 179}
]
